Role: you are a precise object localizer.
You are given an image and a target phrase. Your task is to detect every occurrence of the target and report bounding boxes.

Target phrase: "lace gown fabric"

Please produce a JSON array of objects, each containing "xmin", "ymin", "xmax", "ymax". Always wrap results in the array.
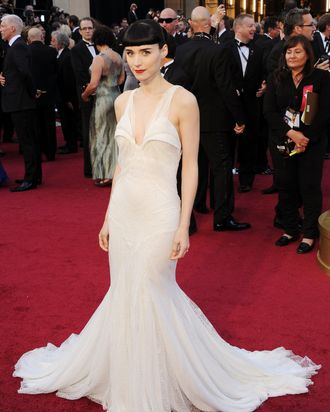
[
  {"xmin": 14, "ymin": 86, "xmax": 320, "ymax": 412},
  {"xmin": 89, "ymin": 53, "xmax": 122, "ymax": 180}
]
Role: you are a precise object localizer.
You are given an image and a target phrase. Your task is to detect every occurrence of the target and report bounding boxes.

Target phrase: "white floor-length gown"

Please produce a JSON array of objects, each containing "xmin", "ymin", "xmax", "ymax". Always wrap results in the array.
[{"xmin": 14, "ymin": 86, "xmax": 320, "ymax": 412}]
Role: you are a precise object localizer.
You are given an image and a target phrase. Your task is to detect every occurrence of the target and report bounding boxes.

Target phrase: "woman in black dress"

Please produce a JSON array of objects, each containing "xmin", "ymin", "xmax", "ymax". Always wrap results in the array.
[{"xmin": 264, "ymin": 35, "xmax": 330, "ymax": 254}]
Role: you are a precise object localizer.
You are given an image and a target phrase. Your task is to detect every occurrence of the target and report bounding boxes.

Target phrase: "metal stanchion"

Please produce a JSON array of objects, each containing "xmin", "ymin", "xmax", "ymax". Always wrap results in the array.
[{"xmin": 317, "ymin": 210, "xmax": 330, "ymax": 276}]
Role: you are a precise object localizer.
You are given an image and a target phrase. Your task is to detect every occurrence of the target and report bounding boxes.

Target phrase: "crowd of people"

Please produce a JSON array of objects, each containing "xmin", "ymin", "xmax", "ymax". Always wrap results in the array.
[{"xmin": 0, "ymin": 0, "xmax": 330, "ymax": 256}]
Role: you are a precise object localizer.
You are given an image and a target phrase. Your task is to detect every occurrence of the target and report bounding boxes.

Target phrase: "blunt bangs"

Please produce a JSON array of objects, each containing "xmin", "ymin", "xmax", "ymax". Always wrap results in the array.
[{"xmin": 122, "ymin": 19, "xmax": 165, "ymax": 48}]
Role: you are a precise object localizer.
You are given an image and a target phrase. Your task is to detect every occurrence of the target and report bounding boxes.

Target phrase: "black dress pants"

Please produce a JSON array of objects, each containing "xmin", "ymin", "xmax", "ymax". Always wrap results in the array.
[
  {"xmin": 11, "ymin": 109, "xmax": 41, "ymax": 184},
  {"xmin": 194, "ymin": 143, "xmax": 209, "ymax": 210},
  {"xmin": 200, "ymin": 131, "xmax": 234, "ymax": 225},
  {"xmin": 80, "ymin": 100, "xmax": 93, "ymax": 177},
  {"xmin": 275, "ymin": 138, "xmax": 327, "ymax": 239},
  {"xmin": 36, "ymin": 104, "xmax": 56, "ymax": 161},
  {"xmin": 58, "ymin": 102, "xmax": 80, "ymax": 152}
]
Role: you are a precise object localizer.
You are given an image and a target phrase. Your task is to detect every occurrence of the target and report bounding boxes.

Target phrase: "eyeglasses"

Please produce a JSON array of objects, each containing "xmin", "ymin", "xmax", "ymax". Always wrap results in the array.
[
  {"xmin": 300, "ymin": 23, "xmax": 316, "ymax": 27},
  {"xmin": 80, "ymin": 27, "xmax": 94, "ymax": 31},
  {"xmin": 158, "ymin": 18, "xmax": 176, "ymax": 24}
]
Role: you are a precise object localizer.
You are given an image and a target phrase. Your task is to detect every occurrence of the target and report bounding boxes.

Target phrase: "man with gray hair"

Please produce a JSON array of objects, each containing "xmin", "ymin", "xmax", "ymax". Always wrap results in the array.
[
  {"xmin": 52, "ymin": 30, "xmax": 80, "ymax": 155},
  {"xmin": 0, "ymin": 14, "xmax": 41, "ymax": 192}
]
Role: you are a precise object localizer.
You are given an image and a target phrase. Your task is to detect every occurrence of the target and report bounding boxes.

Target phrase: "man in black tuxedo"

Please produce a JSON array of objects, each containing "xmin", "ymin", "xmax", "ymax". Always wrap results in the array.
[
  {"xmin": 28, "ymin": 27, "xmax": 57, "ymax": 161},
  {"xmin": 0, "ymin": 14, "xmax": 41, "ymax": 192},
  {"xmin": 128, "ymin": 3, "xmax": 138, "ymax": 25},
  {"xmin": 254, "ymin": 16, "xmax": 281, "ymax": 175},
  {"xmin": 52, "ymin": 31, "xmax": 80, "ymax": 154},
  {"xmin": 312, "ymin": 13, "xmax": 330, "ymax": 159},
  {"xmin": 68, "ymin": 15, "xmax": 82, "ymax": 45},
  {"xmin": 173, "ymin": 6, "xmax": 250, "ymax": 232},
  {"xmin": 223, "ymin": 14, "xmax": 266, "ymax": 193},
  {"xmin": 71, "ymin": 17, "xmax": 97, "ymax": 176}
]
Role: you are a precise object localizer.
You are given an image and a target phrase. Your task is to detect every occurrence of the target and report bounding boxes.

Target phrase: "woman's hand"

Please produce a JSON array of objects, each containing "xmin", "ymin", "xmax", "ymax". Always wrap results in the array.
[
  {"xmin": 98, "ymin": 221, "xmax": 109, "ymax": 252},
  {"xmin": 287, "ymin": 130, "xmax": 309, "ymax": 147},
  {"xmin": 81, "ymin": 92, "xmax": 89, "ymax": 103},
  {"xmin": 170, "ymin": 227, "xmax": 190, "ymax": 260}
]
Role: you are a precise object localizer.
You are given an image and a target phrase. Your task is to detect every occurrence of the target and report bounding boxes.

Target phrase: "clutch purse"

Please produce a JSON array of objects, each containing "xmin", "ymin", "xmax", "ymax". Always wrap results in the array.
[{"xmin": 276, "ymin": 139, "xmax": 297, "ymax": 158}]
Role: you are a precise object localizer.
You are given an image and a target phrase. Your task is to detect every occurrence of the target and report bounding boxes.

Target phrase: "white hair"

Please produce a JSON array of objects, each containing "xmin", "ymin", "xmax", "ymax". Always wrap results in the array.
[{"xmin": 1, "ymin": 14, "xmax": 24, "ymax": 35}]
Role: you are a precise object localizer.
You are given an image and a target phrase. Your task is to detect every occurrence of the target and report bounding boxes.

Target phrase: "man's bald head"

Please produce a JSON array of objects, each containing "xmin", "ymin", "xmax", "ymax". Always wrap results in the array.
[
  {"xmin": 190, "ymin": 6, "xmax": 211, "ymax": 33},
  {"xmin": 191, "ymin": 6, "xmax": 210, "ymax": 22},
  {"xmin": 159, "ymin": 8, "xmax": 178, "ymax": 35},
  {"xmin": 28, "ymin": 27, "xmax": 43, "ymax": 43}
]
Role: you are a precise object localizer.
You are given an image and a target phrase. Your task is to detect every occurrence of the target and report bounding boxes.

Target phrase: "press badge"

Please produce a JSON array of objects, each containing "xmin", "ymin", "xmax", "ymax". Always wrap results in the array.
[{"xmin": 284, "ymin": 108, "xmax": 300, "ymax": 129}]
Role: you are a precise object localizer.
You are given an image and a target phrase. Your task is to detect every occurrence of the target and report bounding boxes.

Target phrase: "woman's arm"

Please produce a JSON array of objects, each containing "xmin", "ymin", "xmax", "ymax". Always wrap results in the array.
[
  {"xmin": 170, "ymin": 89, "xmax": 199, "ymax": 260},
  {"xmin": 81, "ymin": 55, "xmax": 103, "ymax": 101}
]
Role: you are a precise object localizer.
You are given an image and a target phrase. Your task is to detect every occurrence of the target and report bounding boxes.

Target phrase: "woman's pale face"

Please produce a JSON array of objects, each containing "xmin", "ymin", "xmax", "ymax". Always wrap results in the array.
[
  {"xmin": 285, "ymin": 44, "xmax": 308, "ymax": 70},
  {"xmin": 125, "ymin": 43, "xmax": 167, "ymax": 82}
]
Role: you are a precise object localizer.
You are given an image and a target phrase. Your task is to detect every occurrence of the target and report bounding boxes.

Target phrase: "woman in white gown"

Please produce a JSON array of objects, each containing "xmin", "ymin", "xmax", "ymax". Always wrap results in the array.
[{"xmin": 14, "ymin": 19, "xmax": 320, "ymax": 412}]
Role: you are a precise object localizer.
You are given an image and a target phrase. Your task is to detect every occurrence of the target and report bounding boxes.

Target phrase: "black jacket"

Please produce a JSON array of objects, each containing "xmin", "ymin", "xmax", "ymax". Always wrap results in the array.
[
  {"xmin": 173, "ymin": 36, "xmax": 245, "ymax": 132},
  {"xmin": 57, "ymin": 47, "xmax": 78, "ymax": 105},
  {"xmin": 264, "ymin": 69, "xmax": 330, "ymax": 144},
  {"xmin": 70, "ymin": 40, "xmax": 96, "ymax": 103},
  {"xmin": 222, "ymin": 38, "xmax": 265, "ymax": 99},
  {"xmin": 312, "ymin": 31, "xmax": 328, "ymax": 61},
  {"xmin": 1, "ymin": 37, "xmax": 36, "ymax": 113},
  {"xmin": 29, "ymin": 40, "xmax": 57, "ymax": 106}
]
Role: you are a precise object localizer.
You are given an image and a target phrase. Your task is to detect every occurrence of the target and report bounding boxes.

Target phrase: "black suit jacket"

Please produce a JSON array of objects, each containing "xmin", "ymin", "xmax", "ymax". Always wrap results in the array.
[
  {"xmin": 222, "ymin": 39, "xmax": 265, "ymax": 100},
  {"xmin": 29, "ymin": 41, "xmax": 57, "ymax": 106},
  {"xmin": 71, "ymin": 28, "xmax": 82, "ymax": 45},
  {"xmin": 128, "ymin": 11, "xmax": 138, "ymax": 25},
  {"xmin": 173, "ymin": 32, "xmax": 188, "ymax": 46},
  {"xmin": 57, "ymin": 48, "xmax": 78, "ymax": 105},
  {"xmin": 267, "ymin": 38, "xmax": 285, "ymax": 75},
  {"xmin": 173, "ymin": 36, "xmax": 245, "ymax": 132},
  {"xmin": 312, "ymin": 31, "xmax": 327, "ymax": 61},
  {"xmin": 70, "ymin": 40, "xmax": 96, "ymax": 103},
  {"xmin": 1, "ymin": 37, "xmax": 36, "ymax": 113},
  {"xmin": 218, "ymin": 29, "xmax": 234, "ymax": 46},
  {"xmin": 255, "ymin": 35, "xmax": 279, "ymax": 75},
  {"xmin": 264, "ymin": 69, "xmax": 330, "ymax": 144}
]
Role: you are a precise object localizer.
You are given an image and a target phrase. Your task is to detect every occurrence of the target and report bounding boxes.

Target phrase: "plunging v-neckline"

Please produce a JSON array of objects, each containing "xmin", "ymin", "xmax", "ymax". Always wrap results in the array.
[{"xmin": 131, "ymin": 87, "xmax": 174, "ymax": 146}]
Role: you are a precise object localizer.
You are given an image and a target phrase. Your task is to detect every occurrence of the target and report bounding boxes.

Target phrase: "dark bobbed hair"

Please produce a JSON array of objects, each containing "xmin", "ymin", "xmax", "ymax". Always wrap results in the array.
[
  {"xmin": 274, "ymin": 35, "xmax": 314, "ymax": 84},
  {"xmin": 317, "ymin": 13, "xmax": 330, "ymax": 33},
  {"xmin": 92, "ymin": 25, "xmax": 116, "ymax": 48},
  {"xmin": 122, "ymin": 19, "xmax": 165, "ymax": 48}
]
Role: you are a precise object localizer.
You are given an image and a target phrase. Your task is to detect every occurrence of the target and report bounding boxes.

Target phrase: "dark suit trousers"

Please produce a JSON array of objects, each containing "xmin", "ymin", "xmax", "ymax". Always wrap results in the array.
[
  {"xmin": 58, "ymin": 103, "xmax": 79, "ymax": 151},
  {"xmin": 275, "ymin": 138, "xmax": 327, "ymax": 239},
  {"xmin": 194, "ymin": 144, "xmax": 209, "ymax": 209},
  {"xmin": 200, "ymin": 131, "xmax": 234, "ymax": 224},
  {"xmin": 36, "ymin": 104, "xmax": 56, "ymax": 160},
  {"xmin": 11, "ymin": 109, "xmax": 41, "ymax": 183},
  {"xmin": 80, "ymin": 100, "xmax": 93, "ymax": 176}
]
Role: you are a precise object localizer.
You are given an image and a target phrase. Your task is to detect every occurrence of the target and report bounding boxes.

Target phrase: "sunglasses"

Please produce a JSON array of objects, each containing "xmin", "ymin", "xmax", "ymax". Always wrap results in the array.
[{"xmin": 158, "ymin": 18, "xmax": 176, "ymax": 24}]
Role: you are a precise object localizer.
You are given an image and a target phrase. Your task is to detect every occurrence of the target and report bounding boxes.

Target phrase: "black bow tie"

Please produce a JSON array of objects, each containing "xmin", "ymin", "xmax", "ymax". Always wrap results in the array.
[
  {"xmin": 160, "ymin": 66, "xmax": 166, "ymax": 74},
  {"xmin": 83, "ymin": 41, "xmax": 94, "ymax": 47},
  {"xmin": 236, "ymin": 39, "xmax": 250, "ymax": 48},
  {"xmin": 325, "ymin": 37, "xmax": 330, "ymax": 42}
]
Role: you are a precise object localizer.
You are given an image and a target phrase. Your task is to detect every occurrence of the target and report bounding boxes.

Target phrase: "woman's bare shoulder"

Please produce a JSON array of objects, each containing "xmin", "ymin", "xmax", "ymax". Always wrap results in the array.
[
  {"xmin": 173, "ymin": 86, "xmax": 198, "ymax": 108},
  {"xmin": 115, "ymin": 90, "xmax": 134, "ymax": 120}
]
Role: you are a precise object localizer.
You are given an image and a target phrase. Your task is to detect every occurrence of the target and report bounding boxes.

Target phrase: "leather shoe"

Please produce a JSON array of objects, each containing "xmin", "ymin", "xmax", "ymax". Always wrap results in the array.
[
  {"xmin": 194, "ymin": 205, "xmax": 209, "ymax": 214},
  {"xmin": 15, "ymin": 178, "xmax": 42, "ymax": 185},
  {"xmin": 238, "ymin": 185, "xmax": 252, "ymax": 193},
  {"xmin": 275, "ymin": 235, "xmax": 299, "ymax": 246},
  {"xmin": 262, "ymin": 185, "xmax": 278, "ymax": 195},
  {"xmin": 10, "ymin": 181, "xmax": 36, "ymax": 192},
  {"xmin": 214, "ymin": 217, "xmax": 251, "ymax": 231},
  {"xmin": 296, "ymin": 241, "xmax": 314, "ymax": 254}
]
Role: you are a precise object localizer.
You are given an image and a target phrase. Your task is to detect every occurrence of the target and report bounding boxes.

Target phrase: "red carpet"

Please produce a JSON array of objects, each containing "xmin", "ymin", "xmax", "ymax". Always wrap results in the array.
[{"xmin": 1, "ymin": 135, "xmax": 329, "ymax": 411}]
